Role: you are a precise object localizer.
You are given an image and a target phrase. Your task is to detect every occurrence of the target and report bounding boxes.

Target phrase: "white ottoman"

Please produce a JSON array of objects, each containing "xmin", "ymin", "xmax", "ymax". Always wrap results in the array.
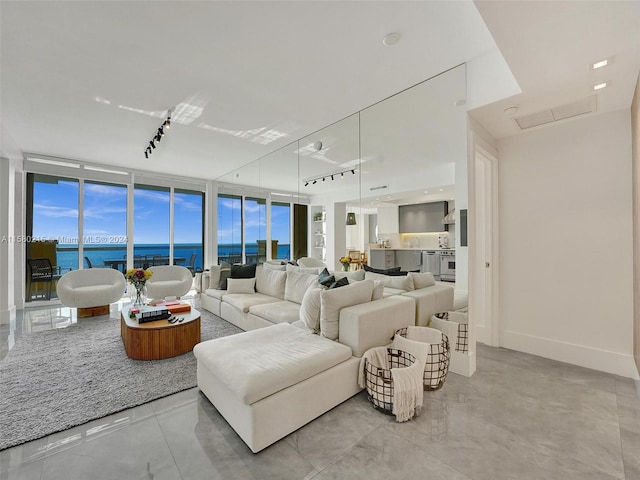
[{"xmin": 194, "ymin": 323, "xmax": 360, "ymax": 452}]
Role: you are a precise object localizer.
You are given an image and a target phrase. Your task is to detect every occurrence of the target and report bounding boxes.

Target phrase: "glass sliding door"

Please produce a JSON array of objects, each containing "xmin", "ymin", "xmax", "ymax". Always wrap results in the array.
[
  {"xmin": 245, "ymin": 197, "xmax": 266, "ymax": 264},
  {"xmin": 174, "ymin": 188, "xmax": 204, "ymax": 273},
  {"xmin": 271, "ymin": 202, "xmax": 291, "ymax": 260},
  {"xmin": 217, "ymin": 194, "xmax": 242, "ymax": 265},
  {"xmin": 133, "ymin": 184, "xmax": 170, "ymax": 268},
  {"xmin": 26, "ymin": 173, "xmax": 79, "ymax": 301},
  {"xmin": 83, "ymin": 181, "xmax": 127, "ymax": 271}
]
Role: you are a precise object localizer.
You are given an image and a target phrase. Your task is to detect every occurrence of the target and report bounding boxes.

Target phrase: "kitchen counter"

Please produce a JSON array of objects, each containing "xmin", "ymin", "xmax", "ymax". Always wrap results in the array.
[{"xmin": 369, "ymin": 247, "xmax": 454, "ymax": 251}]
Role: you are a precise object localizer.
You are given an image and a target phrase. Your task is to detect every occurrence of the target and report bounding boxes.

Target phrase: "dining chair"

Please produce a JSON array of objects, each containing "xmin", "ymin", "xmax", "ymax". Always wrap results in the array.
[{"xmin": 27, "ymin": 258, "xmax": 54, "ymax": 301}]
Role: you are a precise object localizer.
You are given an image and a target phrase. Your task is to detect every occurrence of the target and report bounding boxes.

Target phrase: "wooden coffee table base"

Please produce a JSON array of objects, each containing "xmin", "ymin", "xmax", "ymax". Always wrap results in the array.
[{"xmin": 120, "ymin": 311, "xmax": 201, "ymax": 360}]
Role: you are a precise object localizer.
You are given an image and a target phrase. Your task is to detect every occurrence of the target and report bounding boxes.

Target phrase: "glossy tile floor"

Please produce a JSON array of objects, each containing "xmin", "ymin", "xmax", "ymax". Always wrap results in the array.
[{"xmin": 1, "ymin": 299, "xmax": 640, "ymax": 480}]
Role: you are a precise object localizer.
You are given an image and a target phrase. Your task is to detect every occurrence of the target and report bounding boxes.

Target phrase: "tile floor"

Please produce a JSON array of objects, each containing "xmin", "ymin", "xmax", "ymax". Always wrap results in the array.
[{"xmin": 1, "ymin": 298, "xmax": 639, "ymax": 480}]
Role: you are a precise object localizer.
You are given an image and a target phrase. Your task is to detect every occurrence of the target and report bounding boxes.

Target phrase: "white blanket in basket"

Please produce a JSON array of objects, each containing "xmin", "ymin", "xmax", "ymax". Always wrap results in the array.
[{"xmin": 358, "ymin": 337, "xmax": 429, "ymax": 422}]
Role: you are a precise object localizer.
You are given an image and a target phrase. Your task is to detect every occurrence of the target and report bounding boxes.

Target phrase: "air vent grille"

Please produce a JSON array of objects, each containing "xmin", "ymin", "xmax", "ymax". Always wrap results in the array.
[{"xmin": 514, "ymin": 95, "xmax": 597, "ymax": 130}]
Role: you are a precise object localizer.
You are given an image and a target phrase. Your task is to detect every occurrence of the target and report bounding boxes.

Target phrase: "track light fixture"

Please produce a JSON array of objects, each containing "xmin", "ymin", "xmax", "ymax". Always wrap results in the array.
[
  {"xmin": 144, "ymin": 108, "xmax": 173, "ymax": 158},
  {"xmin": 303, "ymin": 168, "xmax": 358, "ymax": 187}
]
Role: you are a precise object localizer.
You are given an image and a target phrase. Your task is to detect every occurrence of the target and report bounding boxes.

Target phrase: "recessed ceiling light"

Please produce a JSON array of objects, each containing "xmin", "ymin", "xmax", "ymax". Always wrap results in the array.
[
  {"xmin": 592, "ymin": 58, "xmax": 609, "ymax": 70},
  {"xmin": 439, "ymin": 188, "xmax": 444, "ymax": 192},
  {"xmin": 593, "ymin": 82, "xmax": 608, "ymax": 91},
  {"xmin": 424, "ymin": 191, "xmax": 428, "ymax": 194},
  {"xmin": 382, "ymin": 32, "xmax": 401, "ymax": 47}
]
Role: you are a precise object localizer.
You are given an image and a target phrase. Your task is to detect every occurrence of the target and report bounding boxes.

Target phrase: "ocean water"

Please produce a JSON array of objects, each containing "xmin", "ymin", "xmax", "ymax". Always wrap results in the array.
[{"xmin": 56, "ymin": 243, "xmax": 290, "ymax": 271}]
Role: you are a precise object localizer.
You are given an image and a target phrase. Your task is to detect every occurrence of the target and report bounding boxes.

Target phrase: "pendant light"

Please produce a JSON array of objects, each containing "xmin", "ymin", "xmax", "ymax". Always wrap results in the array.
[{"xmin": 346, "ymin": 212, "xmax": 357, "ymax": 225}]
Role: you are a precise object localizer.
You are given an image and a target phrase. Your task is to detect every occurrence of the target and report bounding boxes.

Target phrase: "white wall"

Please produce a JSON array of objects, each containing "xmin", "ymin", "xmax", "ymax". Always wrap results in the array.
[{"xmin": 498, "ymin": 110, "xmax": 637, "ymax": 378}]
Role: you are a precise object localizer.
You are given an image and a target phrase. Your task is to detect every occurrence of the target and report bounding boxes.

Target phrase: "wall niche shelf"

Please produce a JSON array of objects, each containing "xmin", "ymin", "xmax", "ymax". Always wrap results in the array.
[{"xmin": 309, "ymin": 206, "xmax": 326, "ymax": 262}]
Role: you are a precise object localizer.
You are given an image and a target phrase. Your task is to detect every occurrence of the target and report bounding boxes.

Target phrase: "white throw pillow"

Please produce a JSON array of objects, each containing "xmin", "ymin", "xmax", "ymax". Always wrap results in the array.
[
  {"xmin": 320, "ymin": 279, "xmax": 374, "ymax": 340},
  {"xmin": 207, "ymin": 264, "xmax": 230, "ymax": 290},
  {"xmin": 286, "ymin": 264, "xmax": 320, "ymax": 275},
  {"xmin": 371, "ymin": 280, "xmax": 385, "ymax": 300},
  {"xmin": 226, "ymin": 277, "xmax": 256, "ymax": 294},
  {"xmin": 300, "ymin": 284, "xmax": 323, "ymax": 333},
  {"xmin": 255, "ymin": 266, "xmax": 287, "ymax": 299},
  {"xmin": 333, "ymin": 270, "xmax": 365, "ymax": 281},
  {"xmin": 263, "ymin": 262, "xmax": 286, "ymax": 271},
  {"xmin": 364, "ymin": 271, "xmax": 413, "ymax": 291},
  {"xmin": 407, "ymin": 272, "xmax": 436, "ymax": 289},
  {"xmin": 285, "ymin": 270, "xmax": 318, "ymax": 304}
]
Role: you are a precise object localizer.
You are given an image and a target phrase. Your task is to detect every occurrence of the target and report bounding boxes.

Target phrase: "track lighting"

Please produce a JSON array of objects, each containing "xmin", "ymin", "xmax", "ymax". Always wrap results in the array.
[
  {"xmin": 144, "ymin": 108, "xmax": 173, "ymax": 158},
  {"xmin": 303, "ymin": 168, "xmax": 358, "ymax": 187}
]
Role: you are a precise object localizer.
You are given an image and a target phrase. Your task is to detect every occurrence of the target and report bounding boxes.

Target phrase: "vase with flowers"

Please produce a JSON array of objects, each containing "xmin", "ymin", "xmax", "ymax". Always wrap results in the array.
[
  {"xmin": 125, "ymin": 268, "xmax": 153, "ymax": 306},
  {"xmin": 339, "ymin": 256, "xmax": 352, "ymax": 272}
]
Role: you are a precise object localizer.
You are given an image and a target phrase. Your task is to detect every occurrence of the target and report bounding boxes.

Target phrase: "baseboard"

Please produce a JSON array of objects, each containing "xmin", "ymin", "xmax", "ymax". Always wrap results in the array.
[
  {"xmin": 0, "ymin": 305, "xmax": 16, "ymax": 325},
  {"xmin": 450, "ymin": 349, "xmax": 476, "ymax": 377},
  {"xmin": 502, "ymin": 330, "xmax": 640, "ymax": 380},
  {"xmin": 476, "ymin": 325, "xmax": 488, "ymax": 345}
]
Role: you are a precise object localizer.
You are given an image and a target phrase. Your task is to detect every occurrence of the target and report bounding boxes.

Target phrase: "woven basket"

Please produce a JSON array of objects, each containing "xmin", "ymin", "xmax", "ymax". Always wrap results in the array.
[
  {"xmin": 363, "ymin": 347, "xmax": 415, "ymax": 414},
  {"xmin": 394, "ymin": 326, "xmax": 450, "ymax": 391}
]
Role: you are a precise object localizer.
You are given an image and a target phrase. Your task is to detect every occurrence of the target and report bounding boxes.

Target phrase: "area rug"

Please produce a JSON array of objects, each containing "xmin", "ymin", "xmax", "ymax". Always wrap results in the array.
[{"xmin": 0, "ymin": 309, "xmax": 242, "ymax": 450}]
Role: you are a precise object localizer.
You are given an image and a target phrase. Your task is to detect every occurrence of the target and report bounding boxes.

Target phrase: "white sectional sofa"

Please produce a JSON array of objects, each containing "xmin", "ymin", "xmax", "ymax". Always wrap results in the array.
[
  {"xmin": 194, "ymin": 270, "xmax": 416, "ymax": 452},
  {"xmin": 200, "ymin": 264, "xmax": 454, "ymax": 330}
]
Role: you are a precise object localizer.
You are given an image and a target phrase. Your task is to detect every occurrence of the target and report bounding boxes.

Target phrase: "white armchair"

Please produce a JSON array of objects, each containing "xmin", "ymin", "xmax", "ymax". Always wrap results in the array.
[
  {"xmin": 56, "ymin": 268, "xmax": 126, "ymax": 317},
  {"xmin": 146, "ymin": 265, "xmax": 193, "ymax": 300}
]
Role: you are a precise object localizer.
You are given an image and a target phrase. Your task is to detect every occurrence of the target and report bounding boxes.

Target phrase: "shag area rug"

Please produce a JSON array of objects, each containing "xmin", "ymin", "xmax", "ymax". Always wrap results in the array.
[{"xmin": 0, "ymin": 309, "xmax": 242, "ymax": 450}]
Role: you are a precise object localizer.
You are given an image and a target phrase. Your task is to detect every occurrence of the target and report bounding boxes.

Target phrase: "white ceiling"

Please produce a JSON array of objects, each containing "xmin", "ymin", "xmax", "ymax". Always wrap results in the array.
[{"xmin": 2, "ymin": 1, "xmax": 640, "ymax": 200}]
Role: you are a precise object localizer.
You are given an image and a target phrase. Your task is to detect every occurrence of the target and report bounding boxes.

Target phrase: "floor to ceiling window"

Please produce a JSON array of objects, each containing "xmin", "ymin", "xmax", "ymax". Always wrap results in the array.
[
  {"xmin": 217, "ymin": 193, "xmax": 294, "ymax": 264},
  {"xmin": 133, "ymin": 184, "xmax": 170, "ymax": 268},
  {"xmin": 25, "ymin": 163, "xmax": 206, "ymax": 303},
  {"xmin": 217, "ymin": 194, "xmax": 242, "ymax": 265},
  {"xmin": 244, "ymin": 197, "xmax": 266, "ymax": 264},
  {"xmin": 26, "ymin": 173, "xmax": 79, "ymax": 301},
  {"xmin": 83, "ymin": 181, "xmax": 127, "ymax": 270},
  {"xmin": 174, "ymin": 189, "xmax": 204, "ymax": 273},
  {"xmin": 271, "ymin": 202, "xmax": 291, "ymax": 260}
]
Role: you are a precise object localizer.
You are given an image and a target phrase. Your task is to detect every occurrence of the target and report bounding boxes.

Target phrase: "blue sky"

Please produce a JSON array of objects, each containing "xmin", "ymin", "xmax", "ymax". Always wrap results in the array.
[{"xmin": 33, "ymin": 179, "xmax": 203, "ymax": 244}]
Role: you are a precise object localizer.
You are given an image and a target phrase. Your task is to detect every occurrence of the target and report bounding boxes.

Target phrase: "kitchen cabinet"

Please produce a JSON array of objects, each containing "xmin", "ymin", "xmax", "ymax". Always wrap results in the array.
[
  {"xmin": 395, "ymin": 250, "xmax": 422, "ymax": 272},
  {"xmin": 369, "ymin": 249, "xmax": 395, "ymax": 270},
  {"xmin": 399, "ymin": 201, "xmax": 449, "ymax": 233}
]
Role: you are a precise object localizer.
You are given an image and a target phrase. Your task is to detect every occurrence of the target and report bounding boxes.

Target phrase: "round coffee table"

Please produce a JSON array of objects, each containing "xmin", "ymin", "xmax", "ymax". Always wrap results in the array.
[{"xmin": 120, "ymin": 306, "xmax": 201, "ymax": 360}]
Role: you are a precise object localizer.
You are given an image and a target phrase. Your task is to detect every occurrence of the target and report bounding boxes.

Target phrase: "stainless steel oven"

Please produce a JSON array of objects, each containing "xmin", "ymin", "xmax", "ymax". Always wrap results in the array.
[{"xmin": 439, "ymin": 250, "xmax": 455, "ymax": 282}]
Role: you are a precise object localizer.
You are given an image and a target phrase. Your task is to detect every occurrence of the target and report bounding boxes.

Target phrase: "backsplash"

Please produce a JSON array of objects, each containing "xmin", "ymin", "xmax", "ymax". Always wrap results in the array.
[{"xmin": 399, "ymin": 232, "xmax": 453, "ymax": 249}]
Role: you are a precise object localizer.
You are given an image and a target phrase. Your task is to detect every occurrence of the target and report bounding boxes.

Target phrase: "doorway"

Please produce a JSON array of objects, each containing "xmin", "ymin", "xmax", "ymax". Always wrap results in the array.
[{"xmin": 473, "ymin": 147, "xmax": 499, "ymax": 346}]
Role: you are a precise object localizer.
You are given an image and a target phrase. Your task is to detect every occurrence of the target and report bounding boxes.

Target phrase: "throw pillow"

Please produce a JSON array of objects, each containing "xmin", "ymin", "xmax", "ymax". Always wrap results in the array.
[
  {"xmin": 407, "ymin": 271, "xmax": 436, "ymax": 289},
  {"xmin": 300, "ymin": 284, "xmax": 324, "ymax": 333},
  {"xmin": 285, "ymin": 270, "xmax": 318, "ymax": 304},
  {"xmin": 255, "ymin": 266, "xmax": 287, "ymax": 299},
  {"xmin": 207, "ymin": 264, "xmax": 231, "ymax": 290},
  {"xmin": 226, "ymin": 277, "xmax": 256, "ymax": 294},
  {"xmin": 371, "ymin": 280, "xmax": 385, "ymax": 300},
  {"xmin": 333, "ymin": 270, "xmax": 365, "ymax": 281},
  {"xmin": 318, "ymin": 268, "xmax": 335, "ymax": 288},
  {"xmin": 364, "ymin": 271, "xmax": 414, "ymax": 291},
  {"xmin": 263, "ymin": 262, "xmax": 286, "ymax": 271},
  {"xmin": 363, "ymin": 264, "xmax": 401, "ymax": 275},
  {"xmin": 328, "ymin": 276, "xmax": 349, "ymax": 289},
  {"xmin": 286, "ymin": 264, "xmax": 321, "ymax": 275},
  {"xmin": 230, "ymin": 263, "xmax": 257, "ymax": 279},
  {"xmin": 320, "ymin": 279, "xmax": 374, "ymax": 340}
]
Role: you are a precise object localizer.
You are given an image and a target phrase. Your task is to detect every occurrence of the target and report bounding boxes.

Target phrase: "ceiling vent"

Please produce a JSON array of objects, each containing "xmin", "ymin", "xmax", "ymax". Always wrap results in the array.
[{"xmin": 514, "ymin": 96, "xmax": 597, "ymax": 130}]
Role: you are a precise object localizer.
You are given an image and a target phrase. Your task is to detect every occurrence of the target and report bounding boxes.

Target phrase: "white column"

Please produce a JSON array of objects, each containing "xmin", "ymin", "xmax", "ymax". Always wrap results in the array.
[{"xmin": 0, "ymin": 157, "xmax": 17, "ymax": 324}]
